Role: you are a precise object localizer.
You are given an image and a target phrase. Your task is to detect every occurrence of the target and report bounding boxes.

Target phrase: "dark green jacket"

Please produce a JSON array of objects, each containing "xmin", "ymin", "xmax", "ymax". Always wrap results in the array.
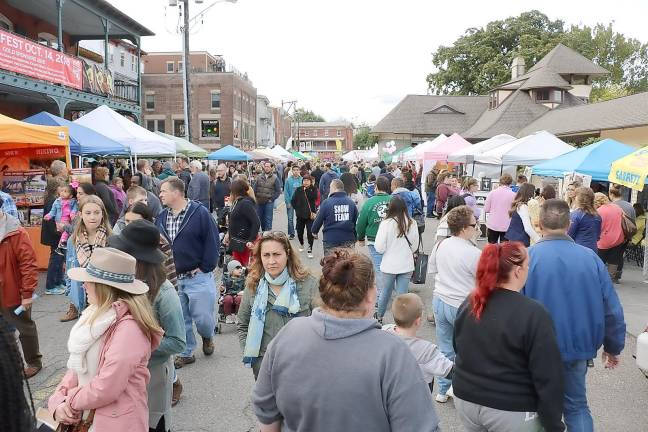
[{"xmin": 356, "ymin": 192, "xmax": 391, "ymax": 242}]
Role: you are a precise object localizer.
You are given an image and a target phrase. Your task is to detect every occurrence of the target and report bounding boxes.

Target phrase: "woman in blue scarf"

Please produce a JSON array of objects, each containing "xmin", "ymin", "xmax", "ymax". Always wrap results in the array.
[{"xmin": 237, "ymin": 231, "xmax": 319, "ymax": 379}]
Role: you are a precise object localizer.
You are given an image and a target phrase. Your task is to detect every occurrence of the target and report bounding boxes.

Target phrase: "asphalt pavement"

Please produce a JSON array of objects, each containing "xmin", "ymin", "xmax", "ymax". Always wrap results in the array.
[{"xmin": 28, "ymin": 202, "xmax": 648, "ymax": 432}]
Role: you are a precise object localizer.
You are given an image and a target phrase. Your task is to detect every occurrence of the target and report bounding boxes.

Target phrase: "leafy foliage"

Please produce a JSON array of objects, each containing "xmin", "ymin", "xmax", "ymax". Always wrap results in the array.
[
  {"xmin": 293, "ymin": 108, "xmax": 325, "ymax": 123},
  {"xmin": 353, "ymin": 124, "xmax": 378, "ymax": 149},
  {"xmin": 427, "ymin": 11, "xmax": 648, "ymax": 98}
]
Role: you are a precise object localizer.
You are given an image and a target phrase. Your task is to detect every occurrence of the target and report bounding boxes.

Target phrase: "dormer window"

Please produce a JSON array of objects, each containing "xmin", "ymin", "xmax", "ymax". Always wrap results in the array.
[
  {"xmin": 424, "ymin": 105, "xmax": 463, "ymax": 114},
  {"xmin": 535, "ymin": 89, "xmax": 563, "ymax": 104},
  {"xmin": 489, "ymin": 92, "xmax": 498, "ymax": 109}
]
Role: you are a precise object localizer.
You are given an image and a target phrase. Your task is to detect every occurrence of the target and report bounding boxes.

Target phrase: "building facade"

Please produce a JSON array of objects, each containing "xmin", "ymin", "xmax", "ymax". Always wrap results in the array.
[
  {"xmin": 0, "ymin": 0, "xmax": 151, "ymax": 121},
  {"xmin": 256, "ymin": 95, "xmax": 275, "ymax": 148},
  {"xmin": 141, "ymin": 51, "xmax": 257, "ymax": 151},
  {"xmin": 296, "ymin": 121, "xmax": 354, "ymax": 160},
  {"xmin": 272, "ymin": 107, "xmax": 292, "ymax": 148}
]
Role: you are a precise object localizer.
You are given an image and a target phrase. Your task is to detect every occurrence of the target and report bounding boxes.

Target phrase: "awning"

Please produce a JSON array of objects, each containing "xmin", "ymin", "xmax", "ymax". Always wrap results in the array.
[
  {"xmin": 23, "ymin": 111, "xmax": 129, "ymax": 156},
  {"xmin": 155, "ymin": 131, "xmax": 207, "ymax": 158},
  {"xmin": 476, "ymin": 130, "xmax": 574, "ymax": 166},
  {"xmin": 0, "ymin": 113, "xmax": 70, "ymax": 165},
  {"xmin": 608, "ymin": 146, "xmax": 648, "ymax": 191}
]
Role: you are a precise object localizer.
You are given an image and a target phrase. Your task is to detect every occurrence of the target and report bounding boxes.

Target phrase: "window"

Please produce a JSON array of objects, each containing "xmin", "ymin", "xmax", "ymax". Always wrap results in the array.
[
  {"xmin": 211, "ymin": 92, "xmax": 220, "ymax": 109},
  {"xmin": 177, "ymin": 61, "xmax": 183, "ymax": 73},
  {"xmin": 0, "ymin": 13, "xmax": 13, "ymax": 31},
  {"xmin": 233, "ymin": 120, "xmax": 240, "ymax": 139},
  {"xmin": 157, "ymin": 120, "xmax": 165, "ymax": 133},
  {"xmin": 313, "ymin": 129, "xmax": 317, "ymax": 137},
  {"xmin": 146, "ymin": 119, "xmax": 165, "ymax": 132},
  {"xmin": 336, "ymin": 130, "xmax": 341, "ymax": 137},
  {"xmin": 131, "ymin": 54, "xmax": 136, "ymax": 72},
  {"xmin": 146, "ymin": 120, "xmax": 155, "ymax": 131},
  {"xmin": 201, "ymin": 120, "xmax": 219, "ymax": 138},
  {"xmin": 174, "ymin": 119, "xmax": 185, "ymax": 137},
  {"xmin": 120, "ymin": 52, "xmax": 125, "ymax": 67},
  {"xmin": 166, "ymin": 61, "xmax": 174, "ymax": 73},
  {"xmin": 38, "ymin": 32, "xmax": 58, "ymax": 50},
  {"xmin": 535, "ymin": 89, "xmax": 563, "ymax": 103},
  {"xmin": 324, "ymin": 129, "xmax": 329, "ymax": 137},
  {"xmin": 145, "ymin": 93, "xmax": 155, "ymax": 110}
]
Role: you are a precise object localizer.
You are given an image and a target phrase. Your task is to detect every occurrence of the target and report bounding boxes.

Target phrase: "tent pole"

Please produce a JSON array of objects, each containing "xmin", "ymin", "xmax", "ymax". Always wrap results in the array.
[{"xmin": 500, "ymin": 164, "xmax": 503, "ymax": 176}]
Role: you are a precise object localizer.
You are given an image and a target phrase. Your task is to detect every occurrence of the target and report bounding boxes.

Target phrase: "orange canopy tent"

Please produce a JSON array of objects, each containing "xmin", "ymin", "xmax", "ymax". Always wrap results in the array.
[{"xmin": 0, "ymin": 113, "xmax": 70, "ymax": 169}]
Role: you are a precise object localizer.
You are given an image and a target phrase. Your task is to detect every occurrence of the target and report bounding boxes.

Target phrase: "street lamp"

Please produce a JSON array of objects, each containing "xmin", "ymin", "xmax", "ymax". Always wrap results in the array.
[{"xmin": 174, "ymin": 0, "xmax": 238, "ymax": 142}]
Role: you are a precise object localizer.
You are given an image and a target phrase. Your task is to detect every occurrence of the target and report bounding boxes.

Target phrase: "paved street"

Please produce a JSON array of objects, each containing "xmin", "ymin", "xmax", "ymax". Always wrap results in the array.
[{"xmin": 29, "ymin": 203, "xmax": 648, "ymax": 432}]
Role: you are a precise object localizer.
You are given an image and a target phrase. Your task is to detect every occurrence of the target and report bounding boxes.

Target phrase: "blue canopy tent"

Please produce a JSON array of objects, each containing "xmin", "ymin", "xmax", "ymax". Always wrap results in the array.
[
  {"xmin": 207, "ymin": 145, "xmax": 251, "ymax": 161},
  {"xmin": 531, "ymin": 139, "xmax": 636, "ymax": 181},
  {"xmin": 23, "ymin": 112, "xmax": 129, "ymax": 156}
]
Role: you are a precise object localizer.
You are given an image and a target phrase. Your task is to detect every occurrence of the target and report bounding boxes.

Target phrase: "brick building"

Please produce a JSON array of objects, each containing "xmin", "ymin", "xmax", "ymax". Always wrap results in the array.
[
  {"xmin": 141, "ymin": 51, "xmax": 257, "ymax": 151},
  {"xmin": 272, "ymin": 107, "xmax": 292, "ymax": 148},
  {"xmin": 296, "ymin": 121, "xmax": 354, "ymax": 160}
]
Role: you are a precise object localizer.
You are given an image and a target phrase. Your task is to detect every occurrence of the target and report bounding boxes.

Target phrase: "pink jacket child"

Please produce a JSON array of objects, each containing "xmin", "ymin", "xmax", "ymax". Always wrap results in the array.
[
  {"xmin": 49, "ymin": 301, "xmax": 162, "ymax": 432},
  {"xmin": 44, "ymin": 187, "xmax": 78, "ymax": 247}
]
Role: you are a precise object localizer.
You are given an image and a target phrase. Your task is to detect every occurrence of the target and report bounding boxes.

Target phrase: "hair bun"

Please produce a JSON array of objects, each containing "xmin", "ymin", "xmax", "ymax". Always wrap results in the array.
[{"xmin": 320, "ymin": 249, "xmax": 355, "ymax": 288}]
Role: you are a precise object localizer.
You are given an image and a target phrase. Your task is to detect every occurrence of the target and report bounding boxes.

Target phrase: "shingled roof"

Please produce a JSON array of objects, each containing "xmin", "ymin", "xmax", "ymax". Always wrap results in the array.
[
  {"xmin": 518, "ymin": 91, "xmax": 648, "ymax": 137},
  {"xmin": 372, "ymin": 95, "xmax": 489, "ymax": 135},
  {"xmin": 527, "ymin": 43, "xmax": 609, "ymax": 76}
]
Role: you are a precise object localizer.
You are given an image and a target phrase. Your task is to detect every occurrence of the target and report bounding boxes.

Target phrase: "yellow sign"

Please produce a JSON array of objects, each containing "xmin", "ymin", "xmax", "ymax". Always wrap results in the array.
[
  {"xmin": 335, "ymin": 139, "xmax": 342, "ymax": 152},
  {"xmin": 608, "ymin": 146, "xmax": 648, "ymax": 191}
]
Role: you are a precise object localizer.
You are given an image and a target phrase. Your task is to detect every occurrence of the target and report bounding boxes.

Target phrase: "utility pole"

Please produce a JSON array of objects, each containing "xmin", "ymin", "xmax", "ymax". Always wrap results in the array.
[{"xmin": 181, "ymin": 0, "xmax": 192, "ymax": 141}]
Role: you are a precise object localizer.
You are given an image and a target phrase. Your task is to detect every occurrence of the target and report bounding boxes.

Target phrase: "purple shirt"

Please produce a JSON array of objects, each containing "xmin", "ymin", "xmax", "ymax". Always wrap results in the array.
[{"xmin": 484, "ymin": 186, "xmax": 515, "ymax": 232}]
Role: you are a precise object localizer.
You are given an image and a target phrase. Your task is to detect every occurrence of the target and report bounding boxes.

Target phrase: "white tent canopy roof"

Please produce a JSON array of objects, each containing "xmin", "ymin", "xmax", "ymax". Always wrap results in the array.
[
  {"xmin": 74, "ymin": 106, "xmax": 176, "ymax": 156},
  {"xmin": 270, "ymin": 145, "xmax": 296, "ymax": 160},
  {"xmin": 474, "ymin": 130, "xmax": 574, "ymax": 166},
  {"xmin": 256, "ymin": 147, "xmax": 288, "ymax": 161},
  {"xmin": 447, "ymin": 134, "xmax": 516, "ymax": 163},
  {"xmin": 402, "ymin": 134, "xmax": 447, "ymax": 161}
]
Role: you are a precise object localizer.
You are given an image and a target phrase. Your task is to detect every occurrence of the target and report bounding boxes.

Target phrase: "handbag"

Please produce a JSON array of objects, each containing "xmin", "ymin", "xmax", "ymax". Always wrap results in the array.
[
  {"xmin": 56, "ymin": 411, "xmax": 95, "ymax": 432},
  {"xmin": 304, "ymin": 188, "xmax": 316, "ymax": 220},
  {"xmin": 405, "ymin": 232, "xmax": 427, "ymax": 284},
  {"xmin": 621, "ymin": 213, "xmax": 637, "ymax": 242}
]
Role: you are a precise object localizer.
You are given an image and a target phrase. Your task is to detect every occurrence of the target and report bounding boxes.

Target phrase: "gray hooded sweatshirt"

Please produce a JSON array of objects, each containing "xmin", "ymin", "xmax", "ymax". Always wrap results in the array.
[{"xmin": 252, "ymin": 308, "xmax": 440, "ymax": 432}]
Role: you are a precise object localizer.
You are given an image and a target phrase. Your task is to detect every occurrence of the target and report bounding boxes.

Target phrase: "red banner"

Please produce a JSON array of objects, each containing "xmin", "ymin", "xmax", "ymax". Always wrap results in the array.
[
  {"xmin": 0, "ymin": 29, "xmax": 82, "ymax": 89},
  {"xmin": 0, "ymin": 147, "xmax": 67, "ymax": 159}
]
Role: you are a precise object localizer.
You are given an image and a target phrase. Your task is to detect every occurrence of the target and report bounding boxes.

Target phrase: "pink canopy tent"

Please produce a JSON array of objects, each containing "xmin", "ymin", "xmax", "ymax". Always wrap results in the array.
[{"xmin": 423, "ymin": 133, "xmax": 471, "ymax": 162}]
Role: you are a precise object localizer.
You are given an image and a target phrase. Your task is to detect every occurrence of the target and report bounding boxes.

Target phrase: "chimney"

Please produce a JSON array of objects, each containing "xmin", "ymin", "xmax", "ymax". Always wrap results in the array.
[{"xmin": 511, "ymin": 55, "xmax": 526, "ymax": 80}]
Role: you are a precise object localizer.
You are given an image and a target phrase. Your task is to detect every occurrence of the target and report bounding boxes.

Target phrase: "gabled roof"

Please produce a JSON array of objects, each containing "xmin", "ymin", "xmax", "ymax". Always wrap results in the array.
[
  {"xmin": 519, "ymin": 91, "xmax": 648, "ymax": 137},
  {"xmin": 372, "ymin": 95, "xmax": 489, "ymax": 135},
  {"xmin": 519, "ymin": 68, "xmax": 572, "ymax": 90},
  {"xmin": 527, "ymin": 43, "xmax": 609, "ymax": 76}
]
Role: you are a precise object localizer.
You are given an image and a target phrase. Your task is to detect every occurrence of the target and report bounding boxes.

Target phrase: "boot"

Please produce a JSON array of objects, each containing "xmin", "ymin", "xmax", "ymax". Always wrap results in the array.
[
  {"xmin": 607, "ymin": 264, "xmax": 619, "ymax": 284},
  {"xmin": 60, "ymin": 304, "xmax": 79, "ymax": 322},
  {"xmin": 172, "ymin": 379, "xmax": 183, "ymax": 407}
]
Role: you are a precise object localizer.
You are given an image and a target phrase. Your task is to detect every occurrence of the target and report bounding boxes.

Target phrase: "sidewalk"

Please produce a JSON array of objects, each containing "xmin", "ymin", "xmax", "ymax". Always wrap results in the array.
[{"xmin": 614, "ymin": 266, "xmax": 648, "ymax": 337}]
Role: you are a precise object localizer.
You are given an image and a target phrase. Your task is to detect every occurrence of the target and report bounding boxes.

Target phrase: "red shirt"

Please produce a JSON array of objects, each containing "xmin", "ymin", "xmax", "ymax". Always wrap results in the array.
[{"xmin": 597, "ymin": 204, "xmax": 624, "ymax": 250}]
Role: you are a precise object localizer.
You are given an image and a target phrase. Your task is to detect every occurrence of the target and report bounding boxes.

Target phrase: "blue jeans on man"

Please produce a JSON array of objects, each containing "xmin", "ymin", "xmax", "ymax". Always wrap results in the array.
[
  {"xmin": 377, "ymin": 272, "xmax": 412, "ymax": 317},
  {"xmin": 563, "ymin": 360, "xmax": 593, "ymax": 432},
  {"xmin": 367, "ymin": 244, "xmax": 383, "ymax": 299},
  {"xmin": 426, "ymin": 191, "xmax": 436, "ymax": 217},
  {"xmin": 286, "ymin": 205, "xmax": 295, "ymax": 236},
  {"xmin": 432, "ymin": 296, "xmax": 458, "ymax": 396},
  {"xmin": 257, "ymin": 202, "xmax": 274, "ymax": 231},
  {"xmin": 177, "ymin": 271, "xmax": 216, "ymax": 357}
]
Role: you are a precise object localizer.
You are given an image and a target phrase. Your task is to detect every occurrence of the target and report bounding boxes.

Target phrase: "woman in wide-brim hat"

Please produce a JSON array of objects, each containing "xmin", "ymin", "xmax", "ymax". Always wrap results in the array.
[
  {"xmin": 108, "ymin": 219, "xmax": 187, "ymax": 428},
  {"xmin": 49, "ymin": 247, "xmax": 163, "ymax": 432}
]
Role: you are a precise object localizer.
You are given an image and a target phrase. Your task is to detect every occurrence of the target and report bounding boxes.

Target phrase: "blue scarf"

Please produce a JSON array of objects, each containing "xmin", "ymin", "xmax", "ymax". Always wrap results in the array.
[{"xmin": 243, "ymin": 268, "xmax": 300, "ymax": 367}]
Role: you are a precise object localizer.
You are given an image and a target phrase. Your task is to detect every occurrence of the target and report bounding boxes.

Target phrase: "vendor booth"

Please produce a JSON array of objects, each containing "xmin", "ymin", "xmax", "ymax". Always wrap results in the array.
[
  {"xmin": 402, "ymin": 134, "xmax": 447, "ymax": 162},
  {"xmin": 23, "ymin": 112, "xmax": 129, "ymax": 157},
  {"xmin": 207, "ymin": 145, "xmax": 252, "ymax": 161},
  {"xmin": 270, "ymin": 145, "xmax": 296, "ymax": 161},
  {"xmin": 0, "ymin": 113, "xmax": 71, "ymax": 269},
  {"xmin": 447, "ymin": 133, "xmax": 517, "ymax": 179},
  {"xmin": 155, "ymin": 131, "xmax": 208, "ymax": 158},
  {"xmin": 74, "ymin": 106, "xmax": 176, "ymax": 157},
  {"xmin": 255, "ymin": 147, "xmax": 287, "ymax": 162},
  {"xmin": 475, "ymin": 130, "xmax": 574, "ymax": 166},
  {"xmin": 533, "ymin": 139, "xmax": 635, "ymax": 181}
]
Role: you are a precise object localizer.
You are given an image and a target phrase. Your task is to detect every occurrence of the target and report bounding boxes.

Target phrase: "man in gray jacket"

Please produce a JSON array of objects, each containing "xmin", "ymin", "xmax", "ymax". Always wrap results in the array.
[
  {"xmin": 253, "ymin": 162, "xmax": 282, "ymax": 231},
  {"xmin": 187, "ymin": 160, "xmax": 210, "ymax": 208}
]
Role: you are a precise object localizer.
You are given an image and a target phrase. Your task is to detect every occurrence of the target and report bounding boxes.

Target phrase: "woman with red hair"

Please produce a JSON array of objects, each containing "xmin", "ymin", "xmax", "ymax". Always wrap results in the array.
[{"xmin": 452, "ymin": 242, "xmax": 565, "ymax": 432}]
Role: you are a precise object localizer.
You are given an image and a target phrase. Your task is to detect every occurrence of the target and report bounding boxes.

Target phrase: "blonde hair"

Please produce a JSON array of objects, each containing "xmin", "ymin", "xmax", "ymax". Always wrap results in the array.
[
  {"xmin": 88, "ymin": 282, "xmax": 162, "ymax": 338},
  {"xmin": 462, "ymin": 176, "xmax": 478, "ymax": 190},
  {"xmin": 71, "ymin": 195, "xmax": 112, "ymax": 244},
  {"xmin": 391, "ymin": 293, "xmax": 424, "ymax": 328},
  {"xmin": 594, "ymin": 192, "xmax": 610, "ymax": 209},
  {"xmin": 574, "ymin": 187, "xmax": 598, "ymax": 216}
]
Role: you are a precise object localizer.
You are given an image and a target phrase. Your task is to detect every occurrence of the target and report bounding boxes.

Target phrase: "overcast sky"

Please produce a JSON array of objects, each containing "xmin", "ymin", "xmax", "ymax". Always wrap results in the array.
[{"xmin": 107, "ymin": 0, "xmax": 648, "ymax": 125}]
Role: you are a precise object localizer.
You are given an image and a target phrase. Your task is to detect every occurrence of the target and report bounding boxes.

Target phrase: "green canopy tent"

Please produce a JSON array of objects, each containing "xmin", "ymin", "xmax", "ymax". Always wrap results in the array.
[
  {"xmin": 290, "ymin": 150, "xmax": 307, "ymax": 160},
  {"xmin": 155, "ymin": 131, "xmax": 208, "ymax": 158}
]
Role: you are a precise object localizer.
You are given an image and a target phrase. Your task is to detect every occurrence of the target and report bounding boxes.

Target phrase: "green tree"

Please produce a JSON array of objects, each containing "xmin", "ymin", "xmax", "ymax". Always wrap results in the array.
[
  {"xmin": 427, "ymin": 11, "xmax": 648, "ymax": 97},
  {"xmin": 293, "ymin": 108, "xmax": 325, "ymax": 122},
  {"xmin": 353, "ymin": 124, "xmax": 378, "ymax": 149}
]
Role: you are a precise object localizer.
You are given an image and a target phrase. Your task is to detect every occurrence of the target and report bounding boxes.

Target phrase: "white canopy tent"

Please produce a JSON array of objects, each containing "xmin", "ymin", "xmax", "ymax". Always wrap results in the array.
[
  {"xmin": 270, "ymin": 145, "xmax": 296, "ymax": 160},
  {"xmin": 256, "ymin": 147, "xmax": 288, "ymax": 162},
  {"xmin": 341, "ymin": 148, "xmax": 379, "ymax": 162},
  {"xmin": 74, "ymin": 106, "xmax": 176, "ymax": 156},
  {"xmin": 402, "ymin": 134, "xmax": 447, "ymax": 162},
  {"xmin": 447, "ymin": 134, "xmax": 516, "ymax": 163},
  {"xmin": 474, "ymin": 131, "xmax": 574, "ymax": 166}
]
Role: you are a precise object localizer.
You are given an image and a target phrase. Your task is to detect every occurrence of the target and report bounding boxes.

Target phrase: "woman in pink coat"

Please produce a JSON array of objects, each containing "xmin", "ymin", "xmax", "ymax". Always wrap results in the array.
[{"xmin": 49, "ymin": 247, "xmax": 163, "ymax": 432}]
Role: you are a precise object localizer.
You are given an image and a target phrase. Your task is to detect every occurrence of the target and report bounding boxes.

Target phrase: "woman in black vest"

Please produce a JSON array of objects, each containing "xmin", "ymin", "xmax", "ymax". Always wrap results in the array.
[
  {"xmin": 227, "ymin": 179, "xmax": 261, "ymax": 266},
  {"xmin": 291, "ymin": 175, "xmax": 319, "ymax": 259},
  {"xmin": 504, "ymin": 183, "xmax": 540, "ymax": 247}
]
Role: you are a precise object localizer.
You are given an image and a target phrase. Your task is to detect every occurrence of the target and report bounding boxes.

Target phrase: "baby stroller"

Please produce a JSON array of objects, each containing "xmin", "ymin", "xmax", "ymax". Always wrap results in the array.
[{"xmin": 215, "ymin": 259, "xmax": 245, "ymax": 334}]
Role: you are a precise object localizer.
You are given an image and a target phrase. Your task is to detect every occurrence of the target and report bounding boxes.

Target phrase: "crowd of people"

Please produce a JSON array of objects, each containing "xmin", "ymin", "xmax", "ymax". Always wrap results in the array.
[{"xmin": 0, "ymin": 153, "xmax": 641, "ymax": 432}]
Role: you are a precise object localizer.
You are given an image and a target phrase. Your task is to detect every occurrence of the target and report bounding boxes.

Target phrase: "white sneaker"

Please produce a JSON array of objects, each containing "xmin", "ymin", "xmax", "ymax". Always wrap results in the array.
[
  {"xmin": 307, "ymin": 249, "xmax": 313, "ymax": 258},
  {"xmin": 447, "ymin": 386, "xmax": 455, "ymax": 398},
  {"xmin": 435, "ymin": 393, "xmax": 449, "ymax": 403},
  {"xmin": 298, "ymin": 244, "xmax": 305, "ymax": 252},
  {"xmin": 225, "ymin": 314, "xmax": 235, "ymax": 324}
]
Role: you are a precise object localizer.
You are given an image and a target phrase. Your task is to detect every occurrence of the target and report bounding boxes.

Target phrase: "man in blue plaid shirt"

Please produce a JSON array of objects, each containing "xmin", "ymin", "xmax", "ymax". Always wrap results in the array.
[{"xmin": 0, "ymin": 190, "xmax": 19, "ymax": 219}]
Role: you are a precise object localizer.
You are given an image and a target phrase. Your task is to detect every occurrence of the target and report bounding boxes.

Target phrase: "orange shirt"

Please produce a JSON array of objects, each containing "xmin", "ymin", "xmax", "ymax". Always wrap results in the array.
[{"xmin": 597, "ymin": 204, "xmax": 624, "ymax": 250}]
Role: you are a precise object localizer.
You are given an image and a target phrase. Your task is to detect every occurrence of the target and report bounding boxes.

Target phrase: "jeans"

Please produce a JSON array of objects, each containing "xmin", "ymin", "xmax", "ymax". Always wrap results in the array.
[
  {"xmin": 367, "ymin": 244, "xmax": 384, "ymax": 299},
  {"xmin": 257, "ymin": 202, "xmax": 274, "ymax": 231},
  {"xmin": 377, "ymin": 272, "xmax": 412, "ymax": 317},
  {"xmin": 563, "ymin": 360, "xmax": 593, "ymax": 432},
  {"xmin": 426, "ymin": 191, "xmax": 436, "ymax": 217},
  {"xmin": 286, "ymin": 205, "xmax": 295, "ymax": 236},
  {"xmin": 45, "ymin": 245, "xmax": 65, "ymax": 289},
  {"xmin": 433, "ymin": 296, "xmax": 458, "ymax": 395},
  {"xmin": 177, "ymin": 271, "xmax": 216, "ymax": 357}
]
